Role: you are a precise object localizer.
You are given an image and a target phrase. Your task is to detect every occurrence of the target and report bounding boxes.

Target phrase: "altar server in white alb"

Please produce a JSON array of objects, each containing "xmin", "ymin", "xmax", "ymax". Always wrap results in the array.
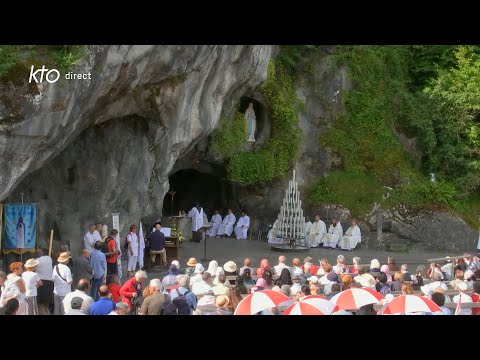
[
  {"xmin": 267, "ymin": 219, "xmax": 280, "ymax": 244},
  {"xmin": 305, "ymin": 217, "xmax": 313, "ymax": 236},
  {"xmin": 137, "ymin": 222, "xmax": 146, "ymax": 270},
  {"xmin": 338, "ymin": 219, "xmax": 362, "ymax": 251},
  {"xmin": 234, "ymin": 210, "xmax": 250, "ymax": 240},
  {"xmin": 323, "ymin": 218, "xmax": 343, "ymax": 249},
  {"xmin": 188, "ymin": 203, "xmax": 204, "ymax": 242},
  {"xmin": 207, "ymin": 210, "xmax": 223, "ymax": 237},
  {"xmin": 217, "ymin": 209, "xmax": 236, "ymax": 237},
  {"xmin": 306, "ymin": 214, "xmax": 327, "ymax": 248}
]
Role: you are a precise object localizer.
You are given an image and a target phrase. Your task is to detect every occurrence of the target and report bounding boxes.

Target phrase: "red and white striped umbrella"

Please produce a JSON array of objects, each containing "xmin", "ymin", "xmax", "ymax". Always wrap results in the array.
[
  {"xmin": 283, "ymin": 295, "xmax": 335, "ymax": 315},
  {"xmin": 234, "ymin": 290, "xmax": 291, "ymax": 315},
  {"xmin": 378, "ymin": 295, "xmax": 442, "ymax": 315},
  {"xmin": 330, "ymin": 288, "xmax": 384, "ymax": 311}
]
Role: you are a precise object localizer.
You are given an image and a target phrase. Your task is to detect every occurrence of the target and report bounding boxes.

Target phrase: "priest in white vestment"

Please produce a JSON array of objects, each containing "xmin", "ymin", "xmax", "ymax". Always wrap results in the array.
[
  {"xmin": 267, "ymin": 219, "xmax": 280, "ymax": 244},
  {"xmin": 306, "ymin": 215, "xmax": 327, "ymax": 248},
  {"xmin": 234, "ymin": 210, "xmax": 250, "ymax": 240},
  {"xmin": 217, "ymin": 209, "xmax": 236, "ymax": 237},
  {"xmin": 188, "ymin": 203, "xmax": 204, "ymax": 242},
  {"xmin": 323, "ymin": 219, "xmax": 344, "ymax": 249},
  {"xmin": 207, "ymin": 210, "xmax": 223, "ymax": 236},
  {"xmin": 338, "ymin": 220, "xmax": 362, "ymax": 251}
]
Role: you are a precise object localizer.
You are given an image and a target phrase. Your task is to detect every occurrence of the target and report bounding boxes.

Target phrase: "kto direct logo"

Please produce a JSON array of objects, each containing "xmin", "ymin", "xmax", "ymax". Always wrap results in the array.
[{"xmin": 28, "ymin": 65, "xmax": 92, "ymax": 83}]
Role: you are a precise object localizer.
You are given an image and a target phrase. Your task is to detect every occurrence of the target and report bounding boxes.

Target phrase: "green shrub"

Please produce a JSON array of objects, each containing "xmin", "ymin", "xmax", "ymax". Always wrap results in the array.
[
  {"xmin": 225, "ymin": 61, "xmax": 301, "ymax": 185},
  {"xmin": 209, "ymin": 111, "xmax": 247, "ymax": 159},
  {"xmin": 52, "ymin": 45, "xmax": 86, "ymax": 72},
  {"xmin": 0, "ymin": 46, "xmax": 18, "ymax": 77},
  {"xmin": 310, "ymin": 172, "xmax": 383, "ymax": 217}
]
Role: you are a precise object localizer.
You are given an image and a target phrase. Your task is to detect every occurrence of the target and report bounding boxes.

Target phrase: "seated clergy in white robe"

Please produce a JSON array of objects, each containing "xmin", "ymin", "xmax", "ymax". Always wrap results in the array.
[
  {"xmin": 234, "ymin": 210, "xmax": 250, "ymax": 240},
  {"xmin": 306, "ymin": 214, "xmax": 327, "ymax": 248},
  {"xmin": 217, "ymin": 209, "xmax": 236, "ymax": 237},
  {"xmin": 338, "ymin": 220, "xmax": 362, "ymax": 251},
  {"xmin": 323, "ymin": 219, "xmax": 343, "ymax": 249},
  {"xmin": 207, "ymin": 210, "xmax": 223, "ymax": 236},
  {"xmin": 267, "ymin": 219, "xmax": 281, "ymax": 244},
  {"xmin": 305, "ymin": 217, "xmax": 313, "ymax": 236}
]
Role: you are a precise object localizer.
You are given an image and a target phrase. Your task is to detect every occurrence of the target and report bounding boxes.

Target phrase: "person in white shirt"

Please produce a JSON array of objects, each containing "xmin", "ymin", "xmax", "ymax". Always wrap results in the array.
[
  {"xmin": 94, "ymin": 223, "xmax": 103, "ymax": 241},
  {"xmin": 234, "ymin": 210, "xmax": 250, "ymax": 240},
  {"xmin": 338, "ymin": 219, "xmax": 362, "ymax": 251},
  {"xmin": 22, "ymin": 259, "xmax": 42, "ymax": 315},
  {"xmin": 304, "ymin": 217, "xmax": 313, "ymax": 238},
  {"xmin": 207, "ymin": 210, "xmax": 223, "ymax": 237},
  {"xmin": 189, "ymin": 263, "xmax": 205, "ymax": 288},
  {"xmin": 217, "ymin": 209, "xmax": 236, "ymax": 237},
  {"xmin": 52, "ymin": 252, "xmax": 73, "ymax": 315},
  {"xmin": 127, "ymin": 224, "xmax": 139, "ymax": 276},
  {"xmin": 323, "ymin": 219, "xmax": 344, "ymax": 249},
  {"xmin": 306, "ymin": 214, "xmax": 327, "ymax": 248},
  {"xmin": 192, "ymin": 272, "xmax": 214, "ymax": 296},
  {"xmin": 212, "ymin": 274, "xmax": 230, "ymax": 296},
  {"xmin": 292, "ymin": 258, "xmax": 304, "ymax": 276},
  {"xmin": 441, "ymin": 257, "xmax": 454, "ymax": 280},
  {"xmin": 35, "ymin": 248, "xmax": 53, "ymax": 315},
  {"xmin": 452, "ymin": 282, "xmax": 473, "ymax": 315},
  {"xmin": 332, "ymin": 254, "xmax": 349, "ymax": 275},
  {"xmin": 274, "ymin": 255, "xmax": 291, "ymax": 275},
  {"xmin": 84, "ymin": 224, "xmax": 101, "ymax": 253},
  {"xmin": 62, "ymin": 279, "xmax": 94, "ymax": 315}
]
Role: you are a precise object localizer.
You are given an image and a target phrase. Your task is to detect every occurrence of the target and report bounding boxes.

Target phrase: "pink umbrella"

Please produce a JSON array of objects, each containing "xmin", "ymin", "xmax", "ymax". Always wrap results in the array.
[
  {"xmin": 330, "ymin": 288, "xmax": 384, "ymax": 311},
  {"xmin": 283, "ymin": 295, "xmax": 336, "ymax": 315},
  {"xmin": 234, "ymin": 290, "xmax": 291, "ymax": 315},
  {"xmin": 378, "ymin": 295, "xmax": 442, "ymax": 315}
]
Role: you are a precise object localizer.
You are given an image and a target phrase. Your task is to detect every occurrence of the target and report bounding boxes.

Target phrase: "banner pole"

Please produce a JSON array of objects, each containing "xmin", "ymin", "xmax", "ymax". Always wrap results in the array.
[{"xmin": 48, "ymin": 230, "xmax": 54, "ymax": 257}]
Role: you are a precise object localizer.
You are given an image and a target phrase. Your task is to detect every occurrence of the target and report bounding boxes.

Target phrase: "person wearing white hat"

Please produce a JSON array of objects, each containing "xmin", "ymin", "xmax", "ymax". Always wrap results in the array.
[
  {"xmin": 22, "ymin": 259, "xmax": 42, "ymax": 315},
  {"xmin": 358, "ymin": 273, "xmax": 376, "ymax": 289},
  {"xmin": 189, "ymin": 263, "xmax": 205, "ymax": 289},
  {"xmin": 223, "ymin": 261, "xmax": 237, "ymax": 276},
  {"xmin": 52, "ymin": 252, "xmax": 73, "ymax": 315},
  {"xmin": 452, "ymin": 281, "xmax": 473, "ymax": 315}
]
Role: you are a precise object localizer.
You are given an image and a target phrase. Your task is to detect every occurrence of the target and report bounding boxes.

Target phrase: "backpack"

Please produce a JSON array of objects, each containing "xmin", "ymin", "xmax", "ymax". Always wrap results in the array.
[
  {"xmin": 123, "ymin": 235, "xmax": 129, "ymax": 250},
  {"xmin": 163, "ymin": 288, "xmax": 192, "ymax": 315},
  {"xmin": 380, "ymin": 284, "xmax": 391, "ymax": 296},
  {"xmin": 102, "ymin": 237, "xmax": 115, "ymax": 258}
]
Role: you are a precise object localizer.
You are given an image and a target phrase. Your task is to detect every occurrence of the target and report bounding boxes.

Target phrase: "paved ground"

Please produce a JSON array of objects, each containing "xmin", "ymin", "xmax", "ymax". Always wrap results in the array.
[{"xmin": 137, "ymin": 235, "xmax": 463, "ymax": 280}]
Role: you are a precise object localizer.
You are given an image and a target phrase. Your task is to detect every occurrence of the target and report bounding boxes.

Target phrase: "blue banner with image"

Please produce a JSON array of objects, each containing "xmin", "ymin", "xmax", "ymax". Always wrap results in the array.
[{"xmin": 5, "ymin": 204, "xmax": 37, "ymax": 249}]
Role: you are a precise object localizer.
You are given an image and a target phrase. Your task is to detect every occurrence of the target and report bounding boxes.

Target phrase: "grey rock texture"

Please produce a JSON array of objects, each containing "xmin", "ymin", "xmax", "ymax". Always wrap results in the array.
[{"xmin": 1, "ymin": 45, "xmax": 274, "ymax": 254}]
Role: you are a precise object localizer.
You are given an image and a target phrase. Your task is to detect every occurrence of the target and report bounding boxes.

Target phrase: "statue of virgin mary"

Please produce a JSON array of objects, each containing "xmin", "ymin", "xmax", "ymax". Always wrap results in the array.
[{"xmin": 245, "ymin": 102, "xmax": 256, "ymax": 142}]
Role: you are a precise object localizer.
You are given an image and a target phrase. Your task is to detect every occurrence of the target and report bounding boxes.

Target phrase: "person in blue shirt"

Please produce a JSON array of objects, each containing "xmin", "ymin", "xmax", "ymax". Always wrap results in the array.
[
  {"xmin": 170, "ymin": 274, "xmax": 197, "ymax": 315},
  {"xmin": 89, "ymin": 241, "xmax": 107, "ymax": 301},
  {"xmin": 89, "ymin": 285, "xmax": 116, "ymax": 315}
]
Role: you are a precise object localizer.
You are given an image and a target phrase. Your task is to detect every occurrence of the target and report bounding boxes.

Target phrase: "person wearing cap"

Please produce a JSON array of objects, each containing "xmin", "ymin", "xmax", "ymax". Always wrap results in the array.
[
  {"xmin": 63, "ymin": 279, "xmax": 94, "ymax": 315},
  {"xmin": 65, "ymin": 297, "xmax": 86, "ymax": 315},
  {"xmin": 223, "ymin": 261, "xmax": 237, "ymax": 277},
  {"xmin": 190, "ymin": 263, "xmax": 205, "ymax": 288},
  {"xmin": 170, "ymin": 260, "xmax": 184, "ymax": 275},
  {"xmin": 357, "ymin": 273, "xmax": 376, "ymax": 289},
  {"xmin": 109, "ymin": 301, "xmax": 130, "ymax": 315},
  {"xmin": 22, "ymin": 259, "xmax": 42, "ymax": 315},
  {"xmin": 52, "ymin": 252, "xmax": 73, "ymax": 315},
  {"xmin": 185, "ymin": 257, "xmax": 197, "ymax": 277},
  {"xmin": 452, "ymin": 281, "xmax": 473, "ymax": 315},
  {"xmin": 120, "ymin": 270, "xmax": 147, "ymax": 312}
]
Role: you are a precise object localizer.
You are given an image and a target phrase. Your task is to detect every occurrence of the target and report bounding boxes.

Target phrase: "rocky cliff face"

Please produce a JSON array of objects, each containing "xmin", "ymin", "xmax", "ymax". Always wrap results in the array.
[{"xmin": 0, "ymin": 45, "xmax": 274, "ymax": 253}]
